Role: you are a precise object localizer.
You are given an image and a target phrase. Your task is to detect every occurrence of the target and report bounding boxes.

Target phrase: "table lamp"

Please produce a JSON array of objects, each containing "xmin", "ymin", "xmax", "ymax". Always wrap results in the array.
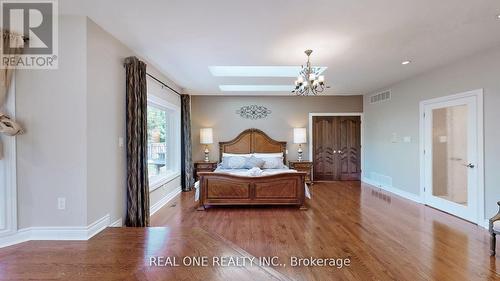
[
  {"xmin": 293, "ymin": 128, "xmax": 307, "ymax": 161},
  {"xmin": 200, "ymin": 128, "xmax": 213, "ymax": 162}
]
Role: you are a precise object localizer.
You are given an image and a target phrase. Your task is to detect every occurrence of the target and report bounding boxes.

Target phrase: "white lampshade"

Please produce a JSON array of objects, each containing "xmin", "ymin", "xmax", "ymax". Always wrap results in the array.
[
  {"xmin": 200, "ymin": 128, "xmax": 213, "ymax": 144},
  {"xmin": 293, "ymin": 128, "xmax": 307, "ymax": 144}
]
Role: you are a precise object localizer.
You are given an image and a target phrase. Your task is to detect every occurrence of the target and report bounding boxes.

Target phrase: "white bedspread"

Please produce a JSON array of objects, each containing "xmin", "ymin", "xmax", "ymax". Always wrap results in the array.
[{"xmin": 194, "ymin": 167, "xmax": 311, "ymax": 201}]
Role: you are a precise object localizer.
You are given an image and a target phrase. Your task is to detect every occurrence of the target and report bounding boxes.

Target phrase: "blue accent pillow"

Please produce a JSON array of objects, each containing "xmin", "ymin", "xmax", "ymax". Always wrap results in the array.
[
  {"xmin": 221, "ymin": 156, "xmax": 247, "ymax": 169},
  {"xmin": 243, "ymin": 156, "xmax": 265, "ymax": 169}
]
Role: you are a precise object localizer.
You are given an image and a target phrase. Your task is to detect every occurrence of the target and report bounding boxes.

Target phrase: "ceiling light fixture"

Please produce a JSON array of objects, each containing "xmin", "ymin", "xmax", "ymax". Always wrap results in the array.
[
  {"xmin": 496, "ymin": 14, "xmax": 500, "ymax": 19},
  {"xmin": 293, "ymin": 50, "xmax": 328, "ymax": 96},
  {"xmin": 401, "ymin": 60, "xmax": 411, "ymax": 65}
]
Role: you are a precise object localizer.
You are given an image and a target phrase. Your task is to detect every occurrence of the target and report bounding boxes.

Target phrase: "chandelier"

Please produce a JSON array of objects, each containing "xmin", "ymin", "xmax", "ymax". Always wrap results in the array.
[{"xmin": 292, "ymin": 50, "xmax": 328, "ymax": 96}]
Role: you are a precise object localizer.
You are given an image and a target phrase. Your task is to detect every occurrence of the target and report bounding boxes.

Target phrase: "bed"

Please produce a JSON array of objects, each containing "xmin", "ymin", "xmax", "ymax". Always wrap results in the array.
[{"xmin": 195, "ymin": 129, "xmax": 309, "ymax": 211}]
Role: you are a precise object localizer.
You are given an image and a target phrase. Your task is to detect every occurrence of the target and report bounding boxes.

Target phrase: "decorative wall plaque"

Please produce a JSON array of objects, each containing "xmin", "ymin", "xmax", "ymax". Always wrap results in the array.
[{"xmin": 236, "ymin": 105, "xmax": 271, "ymax": 120}]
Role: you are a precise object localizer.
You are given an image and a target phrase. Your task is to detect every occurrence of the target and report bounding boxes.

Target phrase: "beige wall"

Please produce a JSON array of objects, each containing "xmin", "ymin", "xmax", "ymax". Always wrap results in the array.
[
  {"xmin": 15, "ymin": 16, "xmax": 181, "ymax": 228},
  {"xmin": 363, "ymin": 45, "xmax": 500, "ymax": 219},
  {"xmin": 85, "ymin": 18, "xmax": 182, "ymax": 225},
  {"xmin": 16, "ymin": 16, "xmax": 88, "ymax": 227},
  {"xmin": 86, "ymin": 19, "xmax": 126, "ymax": 225},
  {"xmin": 191, "ymin": 95, "xmax": 363, "ymax": 162}
]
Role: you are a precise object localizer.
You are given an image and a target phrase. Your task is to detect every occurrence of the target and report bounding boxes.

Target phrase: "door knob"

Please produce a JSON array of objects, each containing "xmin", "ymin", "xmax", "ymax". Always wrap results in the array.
[{"xmin": 465, "ymin": 163, "xmax": 475, "ymax": 169}]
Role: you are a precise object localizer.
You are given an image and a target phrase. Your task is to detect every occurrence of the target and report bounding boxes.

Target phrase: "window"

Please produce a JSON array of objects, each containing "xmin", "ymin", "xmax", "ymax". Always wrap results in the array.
[{"xmin": 147, "ymin": 89, "xmax": 181, "ymax": 190}]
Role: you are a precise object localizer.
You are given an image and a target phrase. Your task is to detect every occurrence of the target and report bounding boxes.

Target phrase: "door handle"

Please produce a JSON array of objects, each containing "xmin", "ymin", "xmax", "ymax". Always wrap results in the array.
[{"xmin": 464, "ymin": 163, "xmax": 475, "ymax": 169}]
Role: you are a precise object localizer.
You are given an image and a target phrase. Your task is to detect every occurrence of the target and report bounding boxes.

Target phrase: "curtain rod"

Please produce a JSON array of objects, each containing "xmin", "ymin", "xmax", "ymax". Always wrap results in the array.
[{"xmin": 146, "ymin": 73, "xmax": 181, "ymax": 96}]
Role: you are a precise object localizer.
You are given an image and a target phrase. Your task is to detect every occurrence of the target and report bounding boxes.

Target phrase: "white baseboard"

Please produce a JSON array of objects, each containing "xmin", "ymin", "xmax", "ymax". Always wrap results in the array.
[
  {"xmin": 478, "ymin": 219, "xmax": 490, "ymax": 229},
  {"xmin": 109, "ymin": 218, "xmax": 123, "ymax": 227},
  {"xmin": 0, "ymin": 230, "xmax": 30, "ymax": 248},
  {"xmin": 362, "ymin": 177, "xmax": 423, "ymax": 204},
  {"xmin": 0, "ymin": 214, "xmax": 111, "ymax": 248},
  {"xmin": 150, "ymin": 185, "xmax": 182, "ymax": 216},
  {"xmin": 1, "ymin": 186, "xmax": 183, "ymax": 248},
  {"xmin": 87, "ymin": 214, "xmax": 111, "ymax": 238}
]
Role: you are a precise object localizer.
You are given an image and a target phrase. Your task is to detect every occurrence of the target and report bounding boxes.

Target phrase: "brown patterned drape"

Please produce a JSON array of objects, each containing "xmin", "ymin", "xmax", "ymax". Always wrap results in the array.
[
  {"xmin": 181, "ymin": 94, "xmax": 194, "ymax": 192},
  {"xmin": 124, "ymin": 56, "xmax": 149, "ymax": 227}
]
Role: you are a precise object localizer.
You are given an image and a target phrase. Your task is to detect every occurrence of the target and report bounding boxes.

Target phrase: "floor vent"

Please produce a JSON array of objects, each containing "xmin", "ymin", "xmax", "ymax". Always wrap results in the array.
[
  {"xmin": 369, "ymin": 90, "xmax": 391, "ymax": 104},
  {"xmin": 371, "ymin": 189, "xmax": 392, "ymax": 203}
]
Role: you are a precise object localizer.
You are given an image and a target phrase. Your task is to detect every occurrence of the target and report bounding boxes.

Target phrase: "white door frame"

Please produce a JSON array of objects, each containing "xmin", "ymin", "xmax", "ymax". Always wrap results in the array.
[
  {"xmin": 419, "ymin": 89, "xmax": 484, "ymax": 225},
  {"xmin": 0, "ymin": 74, "xmax": 17, "ymax": 238},
  {"xmin": 308, "ymin": 113, "xmax": 364, "ymax": 181}
]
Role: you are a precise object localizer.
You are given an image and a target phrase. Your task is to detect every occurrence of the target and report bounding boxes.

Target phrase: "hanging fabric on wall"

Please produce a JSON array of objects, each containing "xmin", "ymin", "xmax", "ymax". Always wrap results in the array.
[
  {"xmin": 0, "ymin": 31, "xmax": 24, "ymax": 159},
  {"xmin": 180, "ymin": 94, "xmax": 194, "ymax": 192},
  {"xmin": 124, "ymin": 56, "xmax": 150, "ymax": 227}
]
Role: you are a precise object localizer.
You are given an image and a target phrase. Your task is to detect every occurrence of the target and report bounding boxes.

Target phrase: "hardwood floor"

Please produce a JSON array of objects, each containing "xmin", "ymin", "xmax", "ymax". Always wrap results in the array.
[
  {"xmin": 1, "ymin": 182, "xmax": 498, "ymax": 280},
  {"xmin": 151, "ymin": 182, "xmax": 499, "ymax": 280},
  {"xmin": 0, "ymin": 227, "xmax": 290, "ymax": 280}
]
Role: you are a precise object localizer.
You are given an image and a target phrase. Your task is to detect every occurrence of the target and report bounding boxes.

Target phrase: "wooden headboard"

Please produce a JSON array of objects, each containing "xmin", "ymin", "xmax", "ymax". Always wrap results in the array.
[{"xmin": 219, "ymin": 129, "xmax": 287, "ymax": 163}]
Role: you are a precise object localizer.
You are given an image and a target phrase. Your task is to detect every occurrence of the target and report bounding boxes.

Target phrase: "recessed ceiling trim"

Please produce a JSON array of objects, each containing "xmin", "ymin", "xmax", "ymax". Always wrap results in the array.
[
  {"xmin": 209, "ymin": 66, "xmax": 327, "ymax": 77},
  {"xmin": 219, "ymin": 85, "xmax": 295, "ymax": 92}
]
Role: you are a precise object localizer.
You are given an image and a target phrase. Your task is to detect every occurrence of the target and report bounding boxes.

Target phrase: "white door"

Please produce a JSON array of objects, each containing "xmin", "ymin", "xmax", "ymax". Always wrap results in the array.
[{"xmin": 422, "ymin": 92, "xmax": 482, "ymax": 223}]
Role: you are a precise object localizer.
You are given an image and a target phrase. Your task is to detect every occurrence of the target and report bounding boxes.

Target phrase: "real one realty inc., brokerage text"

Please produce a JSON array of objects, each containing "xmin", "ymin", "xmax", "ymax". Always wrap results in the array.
[{"xmin": 149, "ymin": 256, "xmax": 351, "ymax": 269}]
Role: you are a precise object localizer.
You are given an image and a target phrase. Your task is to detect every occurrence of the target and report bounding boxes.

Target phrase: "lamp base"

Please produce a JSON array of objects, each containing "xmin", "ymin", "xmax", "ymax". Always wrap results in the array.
[
  {"xmin": 204, "ymin": 146, "xmax": 210, "ymax": 162},
  {"xmin": 297, "ymin": 145, "xmax": 303, "ymax": 162}
]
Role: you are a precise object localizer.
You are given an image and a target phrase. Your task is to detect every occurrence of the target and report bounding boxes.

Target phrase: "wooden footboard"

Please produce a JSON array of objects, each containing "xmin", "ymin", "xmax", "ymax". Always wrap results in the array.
[{"xmin": 197, "ymin": 172, "xmax": 307, "ymax": 210}]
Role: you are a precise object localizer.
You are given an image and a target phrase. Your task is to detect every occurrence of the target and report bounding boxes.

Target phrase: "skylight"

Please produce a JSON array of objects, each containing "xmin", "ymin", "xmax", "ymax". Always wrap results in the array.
[
  {"xmin": 209, "ymin": 66, "xmax": 327, "ymax": 77},
  {"xmin": 219, "ymin": 85, "xmax": 295, "ymax": 92}
]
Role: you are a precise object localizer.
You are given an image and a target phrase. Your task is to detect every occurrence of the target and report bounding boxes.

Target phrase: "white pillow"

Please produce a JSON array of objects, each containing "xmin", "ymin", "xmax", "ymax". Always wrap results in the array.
[
  {"xmin": 222, "ymin": 153, "xmax": 253, "ymax": 158},
  {"xmin": 253, "ymin": 152, "xmax": 283, "ymax": 158}
]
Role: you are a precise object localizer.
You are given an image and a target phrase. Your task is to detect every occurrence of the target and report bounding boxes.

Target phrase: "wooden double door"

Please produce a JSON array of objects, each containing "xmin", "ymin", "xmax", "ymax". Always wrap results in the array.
[{"xmin": 313, "ymin": 116, "xmax": 361, "ymax": 181}]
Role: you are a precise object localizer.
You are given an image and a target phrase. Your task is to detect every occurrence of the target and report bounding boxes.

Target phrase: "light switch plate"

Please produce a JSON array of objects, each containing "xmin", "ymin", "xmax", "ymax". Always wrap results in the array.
[{"xmin": 57, "ymin": 197, "xmax": 66, "ymax": 210}]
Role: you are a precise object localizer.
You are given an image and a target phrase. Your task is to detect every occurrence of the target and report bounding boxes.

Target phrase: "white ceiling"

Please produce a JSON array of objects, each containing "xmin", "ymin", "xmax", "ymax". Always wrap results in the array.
[{"xmin": 61, "ymin": 0, "xmax": 500, "ymax": 95}]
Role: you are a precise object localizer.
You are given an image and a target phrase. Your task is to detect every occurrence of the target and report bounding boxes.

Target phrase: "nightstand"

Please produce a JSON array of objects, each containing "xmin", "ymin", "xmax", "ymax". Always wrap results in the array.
[
  {"xmin": 194, "ymin": 161, "xmax": 218, "ymax": 181},
  {"xmin": 289, "ymin": 161, "xmax": 313, "ymax": 185}
]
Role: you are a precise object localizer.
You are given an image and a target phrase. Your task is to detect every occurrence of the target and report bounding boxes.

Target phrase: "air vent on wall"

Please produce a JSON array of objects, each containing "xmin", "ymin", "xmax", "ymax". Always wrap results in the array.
[{"xmin": 369, "ymin": 90, "xmax": 391, "ymax": 104}]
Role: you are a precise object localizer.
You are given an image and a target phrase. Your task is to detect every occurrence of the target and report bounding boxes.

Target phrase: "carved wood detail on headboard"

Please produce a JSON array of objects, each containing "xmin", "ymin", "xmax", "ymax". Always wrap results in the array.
[{"xmin": 219, "ymin": 129, "xmax": 287, "ymax": 163}]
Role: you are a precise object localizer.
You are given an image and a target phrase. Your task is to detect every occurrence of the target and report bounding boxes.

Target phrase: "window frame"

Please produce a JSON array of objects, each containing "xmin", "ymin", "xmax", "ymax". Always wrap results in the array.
[{"xmin": 146, "ymin": 94, "xmax": 181, "ymax": 191}]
